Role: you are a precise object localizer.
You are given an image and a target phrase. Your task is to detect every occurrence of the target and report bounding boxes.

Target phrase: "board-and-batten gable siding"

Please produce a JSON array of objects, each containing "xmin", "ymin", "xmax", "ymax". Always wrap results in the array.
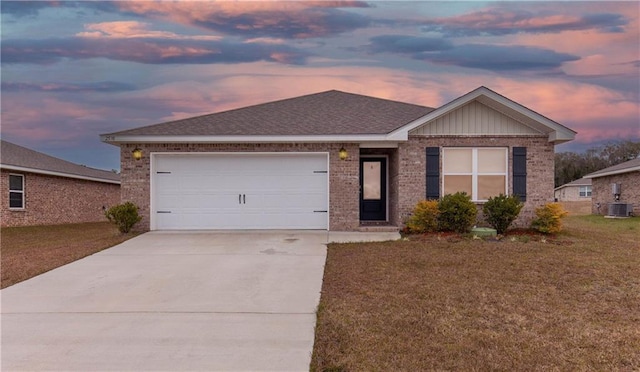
[{"xmin": 409, "ymin": 100, "xmax": 543, "ymax": 136}]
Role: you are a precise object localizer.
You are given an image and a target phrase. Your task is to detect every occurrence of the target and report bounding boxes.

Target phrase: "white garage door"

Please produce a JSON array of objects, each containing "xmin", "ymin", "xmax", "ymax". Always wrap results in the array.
[{"xmin": 152, "ymin": 153, "xmax": 328, "ymax": 230}]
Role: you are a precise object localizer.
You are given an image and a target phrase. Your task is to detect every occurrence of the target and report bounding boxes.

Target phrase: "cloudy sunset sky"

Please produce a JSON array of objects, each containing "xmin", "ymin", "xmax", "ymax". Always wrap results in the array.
[{"xmin": 1, "ymin": 1, "xmax": 639, "ymax": 171}]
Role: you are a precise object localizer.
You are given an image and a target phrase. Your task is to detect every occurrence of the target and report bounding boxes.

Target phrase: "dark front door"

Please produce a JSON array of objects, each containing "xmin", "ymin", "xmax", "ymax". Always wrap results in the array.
[{"xmin": 360, "ymin": 158, "xmax": 387, "ymax": 221}]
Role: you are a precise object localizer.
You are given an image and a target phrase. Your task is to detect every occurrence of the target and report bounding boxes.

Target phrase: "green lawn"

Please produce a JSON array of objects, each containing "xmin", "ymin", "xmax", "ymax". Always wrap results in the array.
[
  {"xmin": 1, "ymin": 222, "xmax": 138, "ymax": 289},
  {"xmin": 311, "ymin": 216, "xmax": 640, "ymax": 371}
]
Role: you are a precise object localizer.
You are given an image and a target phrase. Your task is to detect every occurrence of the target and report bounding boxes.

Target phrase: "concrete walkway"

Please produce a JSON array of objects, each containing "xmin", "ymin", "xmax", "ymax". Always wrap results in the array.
[{"xmin": 1, "ymin": 230, "xmax": 398, "ymax": 371}]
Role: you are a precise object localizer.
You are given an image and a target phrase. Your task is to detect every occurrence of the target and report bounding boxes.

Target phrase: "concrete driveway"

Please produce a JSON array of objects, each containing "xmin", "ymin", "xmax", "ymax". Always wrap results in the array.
[{"xmin": 1, "ymin": 230, "xmax": 398, "ymax": 371}]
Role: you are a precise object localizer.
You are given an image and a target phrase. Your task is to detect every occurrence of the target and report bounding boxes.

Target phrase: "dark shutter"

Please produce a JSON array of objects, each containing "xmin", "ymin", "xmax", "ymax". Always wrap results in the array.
[
  {"xmin": 426, "ymin": 147, "xmax": 440, "ymax": 200},
  {"xmin": 513, "ymin": 147, "xmax": 527, "ymax": 201}
]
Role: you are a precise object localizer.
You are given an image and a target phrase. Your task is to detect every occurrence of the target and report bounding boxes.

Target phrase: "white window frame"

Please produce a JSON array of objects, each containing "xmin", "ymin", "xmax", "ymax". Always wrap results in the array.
[
  {"xmin": 579, "ymin": 185, "xmax": 592, "ymax": 198},
  {"xmin": 9, "ymin": 173, "xmax": 25, "ymax": 209},
  {"xmin": 442, "ymin": 147, "xmax": 508, "ymax": 202}
]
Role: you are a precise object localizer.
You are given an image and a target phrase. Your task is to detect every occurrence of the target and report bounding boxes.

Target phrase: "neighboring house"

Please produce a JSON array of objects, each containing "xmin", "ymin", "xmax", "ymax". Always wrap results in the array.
[
  {"xmin": 584, "ymin": 158, "xmax": 640, "ymax": 216},
  {"xmin": 1, "ymin": 140, "xmax": 121, "ymax": 227},
  {"xmin": 554, "ymin": 177, "xmax": 592, "ymax": 202},
  {"xmin": 101, "ymin": 86, "xmax": 576, "ymax": 231}
]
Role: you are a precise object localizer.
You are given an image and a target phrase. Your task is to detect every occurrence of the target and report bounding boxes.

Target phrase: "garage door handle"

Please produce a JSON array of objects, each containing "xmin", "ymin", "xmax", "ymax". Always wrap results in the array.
[
  {"xmin": 243, "ymin": 194, "xmax": 246, "ymax": 204},
  {"xmin": 239, "ymin": 194, "xmax": 241, "ymax": 204}
]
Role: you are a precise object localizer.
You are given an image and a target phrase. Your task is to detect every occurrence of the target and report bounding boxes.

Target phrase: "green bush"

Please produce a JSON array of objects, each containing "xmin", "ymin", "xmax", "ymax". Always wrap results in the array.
[
  {"xmin": 438, "ymin": 192, "xmax": 477, "ymax": 233},
  {"xmin": 406, "ymin": 200, "xmax": 440, "ymax": 233},
  {"xmin": 531, "ymin": 202, "xmax": 569, "ymax": 234},
  {"xmin": 105, "ymin": 202, "xmax": 142, "ymax": 233},
  {"xmin": 482, "ymin": 194, "xmax": 524, "ymax": 234}
]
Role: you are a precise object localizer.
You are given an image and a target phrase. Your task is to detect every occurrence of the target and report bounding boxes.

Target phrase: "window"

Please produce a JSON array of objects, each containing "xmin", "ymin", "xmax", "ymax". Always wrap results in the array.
[
  {"xmin": 9, "ymin": 174, "xmax": 24, "ymax": 209},
  {"xmin": 579, "ymin": 185, "xmax": 592, "ymax": 197},
  {"xmin": 443, "ymin": 148, "xmax": 507, "ymax": 201},
  {"xmin": 362, "ymin": 161, "xmax": 381, "ymax": 200}
]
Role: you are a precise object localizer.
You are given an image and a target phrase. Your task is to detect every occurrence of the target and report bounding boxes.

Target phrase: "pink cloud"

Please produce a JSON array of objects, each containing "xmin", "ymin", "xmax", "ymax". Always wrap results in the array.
[
  {"xmin": 77, "ymin": 21, "xmax": 222, "ymax": 40},
  {"xmin": 507, "ymin": 4, "xmax": 639, "ymax": 77},
  {"xmin": 438, "ymin": 9, "xmax": 584, "ymax": 32},
  {"xmin": 177, "ymin": 64, "xmax": 639, "ymax": 143},
  {"xmin": 113, "ymin": 1, "xmax": 370, "ymax": 39},
  {"xmin": 2, "ymin": 95, "xmax": 112, "ymax": 142}
]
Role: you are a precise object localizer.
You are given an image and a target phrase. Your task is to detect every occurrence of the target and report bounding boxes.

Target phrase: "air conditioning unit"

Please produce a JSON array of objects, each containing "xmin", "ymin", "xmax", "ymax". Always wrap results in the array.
[{"xmin": 608, "ymin": 203, "xmax": 633, "ymax": 217}]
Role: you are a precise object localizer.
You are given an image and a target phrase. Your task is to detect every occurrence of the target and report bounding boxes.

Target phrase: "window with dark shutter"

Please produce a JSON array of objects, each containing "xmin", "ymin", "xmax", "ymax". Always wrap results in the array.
[
  {"xmin": 426, "ymin": 147, "xmax": 440, "ymax": 200},
  {"xmin": 513, "ymin": 147, "xmax": 527, "ymax": 201}
]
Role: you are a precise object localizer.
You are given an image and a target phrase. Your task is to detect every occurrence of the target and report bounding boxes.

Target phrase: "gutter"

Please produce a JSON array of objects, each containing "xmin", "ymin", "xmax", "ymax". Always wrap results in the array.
[
  {"xmin": 0, "ymin": 164, "xmax": 121, "ymax": 185},
  {"xmin": 584, "ymin": 166, "xmax": 640, "ymax": 179}
]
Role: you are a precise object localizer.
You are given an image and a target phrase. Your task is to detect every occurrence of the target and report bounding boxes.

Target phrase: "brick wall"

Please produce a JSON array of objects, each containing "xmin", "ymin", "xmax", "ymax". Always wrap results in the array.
[
  {"xmin": 119, "ymin": 137, "xmax": 555, "ymax": 231},
  {"xmin": 1, "ymin": 170, "xmax": 120, "ymax": 227},
  {"xmin": 397, "ymin": 136, "xmax": 555, "ymax": 228},
  {"xmin": 119, "ymin": 143, "xmax": 360, "ymax": 231},
  {"xmin": 591, "ymin": 172, "xmax": 640, "ymax": 215}
]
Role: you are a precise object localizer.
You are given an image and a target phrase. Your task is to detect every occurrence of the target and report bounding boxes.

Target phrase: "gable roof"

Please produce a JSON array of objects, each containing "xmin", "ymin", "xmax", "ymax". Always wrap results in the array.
[
  {"xmin": 584, "ymin": 158, "xmax": 640, "ymax": 179},
  {"xmin": 388, "ymin": 86, "xmax": 576, "ymax": 143},
  {"xmin": 102, "ymin": 90, "xmax": 435, "ymax": 141},
  {"xmin": 101, "ymin": 86, "xmax": 575, "ymax": 145},
  {"xmin": 0, "ymin": 140, "xmax": 120, "ymax": 184},
  {"xmin": 554, "ymin": 177, "xmax": 591, "ymax": 191}
]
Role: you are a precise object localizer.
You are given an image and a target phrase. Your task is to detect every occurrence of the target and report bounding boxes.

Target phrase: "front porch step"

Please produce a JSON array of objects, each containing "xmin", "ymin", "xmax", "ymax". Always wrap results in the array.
[{"xmin": 358, "ymin": 225, "xmax": 400, "ymax": 233}]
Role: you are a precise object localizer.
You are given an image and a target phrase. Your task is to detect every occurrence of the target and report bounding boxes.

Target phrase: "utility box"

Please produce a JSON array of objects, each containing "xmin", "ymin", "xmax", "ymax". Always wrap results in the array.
[
  {"xmin": 612, "ymin": 183, "xmax": 622, "ymax": 195},
  {"xmin": 607, "ymin": 203, "xmax": 633, "ymax": 217}
]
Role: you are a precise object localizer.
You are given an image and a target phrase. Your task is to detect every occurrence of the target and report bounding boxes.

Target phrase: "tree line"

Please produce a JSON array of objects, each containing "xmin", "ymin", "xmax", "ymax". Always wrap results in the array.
[{"xmin": 555, "ymin": 140, "xmax": 640, "ymax": 187}]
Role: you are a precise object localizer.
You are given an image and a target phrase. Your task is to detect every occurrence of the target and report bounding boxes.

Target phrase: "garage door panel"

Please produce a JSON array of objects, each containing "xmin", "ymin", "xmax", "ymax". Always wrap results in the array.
[
  {"xmin": 246, "ymin": 191, "xmax": 325, "ymax": 208},
  {"xmin": 153, "ymin": 154, "xmax": 328, "ymax": 230},
  {"xmin": 156, "ymin": 209, "xmax": 246, "ymax": 230}
]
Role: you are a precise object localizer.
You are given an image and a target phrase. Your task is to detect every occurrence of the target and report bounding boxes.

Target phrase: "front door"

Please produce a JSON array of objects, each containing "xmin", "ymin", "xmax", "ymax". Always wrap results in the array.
[{"xmin": 360, "ymin": 157, "xmax": 387, "ymax": 221}]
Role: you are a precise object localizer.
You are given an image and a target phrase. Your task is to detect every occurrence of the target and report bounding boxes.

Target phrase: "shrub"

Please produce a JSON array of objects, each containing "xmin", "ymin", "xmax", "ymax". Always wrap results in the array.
[
  {"xmin": 482, "ymin": 194, "xmax": 524, "ymax": 234},
  {"xmin": 531, "ymin": 202, "xmax": 569, "ymax": 234},
  {"xmin": 105, "ymin": 202, "xmax": 142, "ymax": 233},
  {"xmin": 406, "ymin": 200, "xmax": 440, "ymax": 233},
  {"xmin": 438, "ymin": 192, "xmax": 477, "ymax": 233}
]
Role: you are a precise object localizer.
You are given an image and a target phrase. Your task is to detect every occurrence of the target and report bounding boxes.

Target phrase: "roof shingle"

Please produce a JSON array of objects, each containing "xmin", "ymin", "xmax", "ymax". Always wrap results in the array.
[
  {"xmin": 1, "ymin": 140, "xmax": 120, "ymax": 183},
  {"xmin": 585, "ymin": 158, "xmax": 640, "ymax": 178},
  {"xmin": 554, "ymin": 177, "xmax": 591, "ymax": 190},
  {"xmin": 104, "ymin": 90, "xmax": 435, "ymax": 137}
]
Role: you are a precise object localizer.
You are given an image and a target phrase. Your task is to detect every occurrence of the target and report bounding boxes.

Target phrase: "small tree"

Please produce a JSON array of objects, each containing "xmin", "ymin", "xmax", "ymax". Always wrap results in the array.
[
  {"xmin": 482, "ymin": 194, "xmax": 524, "ymax": 234},
  {"xmin": 406, "ymin": 200, "xmax": 440, "ymax": 233},
  {"xmin": 105, "ymin": 202, "xmax": 142, "ymax": 233},
  {"xmin": 438, "ymin": 192, "xmax": 477, "ymax": 233},
  {"xmin": 531, "ymin": 203, "xmax": 569, "ymax": 234}
]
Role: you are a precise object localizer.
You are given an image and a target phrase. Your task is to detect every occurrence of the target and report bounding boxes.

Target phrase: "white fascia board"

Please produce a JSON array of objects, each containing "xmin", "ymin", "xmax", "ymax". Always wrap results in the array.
[
  {"xmin": 387, "ymin": 86, "xmax": 576, "ymax": 144},
  {"xmin": 359, "ymin": 142, "xmax": 399, "ymax": 148},
  {"xmin": 584, "ymin": 166, "xmax": 640, "ymax": 179},
  {"xmin": 101, "ymin": 134, "xmax": 393, "ymax": 144},
  {"xmin": 548, "ymin": 130, "xmax": 574, "ymax": 144},
  {"xmin": 0, "ymin": 164, "xmax": 120, "ymax": 184}
]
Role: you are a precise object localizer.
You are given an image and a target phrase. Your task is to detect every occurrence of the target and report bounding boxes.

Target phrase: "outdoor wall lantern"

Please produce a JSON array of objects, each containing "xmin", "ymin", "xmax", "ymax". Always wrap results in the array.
[
  {"xmin": 132, "ymin": 147, "xmax": 143, "ymax": 161},
  {"xmin": 339, "ymin": 147, "xmax": 348, "ymax": 161}
]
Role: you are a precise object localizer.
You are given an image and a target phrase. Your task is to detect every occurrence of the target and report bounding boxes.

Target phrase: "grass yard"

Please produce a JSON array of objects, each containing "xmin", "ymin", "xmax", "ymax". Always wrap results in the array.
[
  {"xmin": 1, "ymin": 222, "xmax": 138, "ymax": 289},
  {"xmin": 311, "ymin": 216, "xmax": 640, "ymax": 371}
]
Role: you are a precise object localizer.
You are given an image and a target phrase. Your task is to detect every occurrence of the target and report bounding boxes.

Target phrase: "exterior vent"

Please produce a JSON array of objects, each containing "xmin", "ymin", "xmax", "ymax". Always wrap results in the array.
[{"xmin": 607, "ymin": 203, "xmax": 633, "ymax": 217}]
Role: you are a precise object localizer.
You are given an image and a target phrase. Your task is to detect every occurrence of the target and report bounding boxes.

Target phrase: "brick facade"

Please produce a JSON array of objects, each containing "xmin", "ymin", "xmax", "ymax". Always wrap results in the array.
[
  {"xmin": 120, "ymin": 143, "xmax": 360, "ymax": 231},
  {"xmin": 395, "ymin": 135, "xmax": 555, "ymax": 228},
  {"xmin": 591, "ymin": 172, "xmax": 640, "ymax": 216},
  {"xmin": 119, "ymin": 136, "xmax": 555, "ymax": 231},
  {"xmin": 1, "ymin": 170, "xmax": 120, "ymax": 227}
]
